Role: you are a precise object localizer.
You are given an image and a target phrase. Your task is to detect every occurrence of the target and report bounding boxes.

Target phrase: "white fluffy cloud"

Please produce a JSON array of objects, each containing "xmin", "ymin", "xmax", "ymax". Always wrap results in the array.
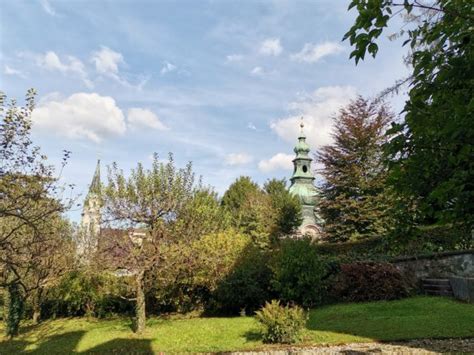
[
  {"xmin": 91, "ymin": 46, "xmax": 124, "ymax": 76},
  {"xmin": 225, "ymin": 153, "xmax": 253, "ymax": 166},
  {"xmin": 271, "ymin": 86, "xmax": 357, "ymax": 149},
  {"xmin": 259, "ymin": 38, "xmax": 282, "ymax": 56},
  {"xmin": 127, "ymin": 108, "xmax": 168, "ymax": 130},
  {"xmin": 37, "ymin": 51, "xmax": 92, "ymax": 87},
  {"xmin": 160, "ymin": 61, "xmax": 177, "ymax": 75},
  {"xmin": 258, "ymin": 153, "xmax": 293, "ymax": 172},
  {"xmin": 32, "ymin": 93, "xmax": 126, "ymax": 143},
  {"xmin": 291, "ymin": 41, "xmax": 344, "ymax": 63}
]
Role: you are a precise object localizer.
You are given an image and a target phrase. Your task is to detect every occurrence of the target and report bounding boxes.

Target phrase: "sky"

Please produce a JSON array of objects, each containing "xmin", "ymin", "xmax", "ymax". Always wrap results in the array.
[{"xmin": 0, "ymin": 0, "xmax": 410, "ymax": 221}]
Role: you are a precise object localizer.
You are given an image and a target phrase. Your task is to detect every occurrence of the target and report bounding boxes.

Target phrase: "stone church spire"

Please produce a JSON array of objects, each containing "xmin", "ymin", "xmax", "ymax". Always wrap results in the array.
[
  {"xmin": 79, "ymin": 159, "xmax": 102, "ymax": 257},
  {"xmin": 289, "ymin": 118, "xmax": 322, "ymax": 238}
]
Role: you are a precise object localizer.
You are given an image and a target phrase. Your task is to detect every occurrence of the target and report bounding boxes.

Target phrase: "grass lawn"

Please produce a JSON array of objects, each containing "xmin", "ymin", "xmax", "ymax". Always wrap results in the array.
[{"xmin": 0, "ymin": 296, "xmax": 473, "ymax": 353}]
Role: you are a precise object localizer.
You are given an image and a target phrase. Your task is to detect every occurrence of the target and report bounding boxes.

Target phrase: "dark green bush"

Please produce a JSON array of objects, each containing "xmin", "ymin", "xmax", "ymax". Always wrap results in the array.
[
  {"xmin": 255, "ymin": 300, "xmax": 306, "ymax": 344},
  {"xmin": 270, "ymin": 238, "xmax": 337, "ymax": 307},
  {"xmin": 213, "ymin": 245, "xmax": 272, "ymax": 314},
  {"xmin": 331, "ymin": 261, "xmax": 408, "ymax": 302}
]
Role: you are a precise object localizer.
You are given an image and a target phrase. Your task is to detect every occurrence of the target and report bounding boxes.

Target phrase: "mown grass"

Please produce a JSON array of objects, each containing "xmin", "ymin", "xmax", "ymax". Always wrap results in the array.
[{"xmin": 0, "ymin": 296, "xmax": 473, "ymax": 353}]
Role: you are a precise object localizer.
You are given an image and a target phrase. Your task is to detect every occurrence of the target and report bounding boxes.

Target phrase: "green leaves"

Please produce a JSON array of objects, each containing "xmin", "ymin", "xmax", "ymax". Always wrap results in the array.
[
  {"xmin": 344, "ymin": 0, "xmax": 474, "ymax": 229},
  {"xmin": 343, "ymin": 0, "xmax": 391, "ymax": 64},
  {"xmin": 255, "ymin": 300, "xmax": 307, "ymax": 344}
]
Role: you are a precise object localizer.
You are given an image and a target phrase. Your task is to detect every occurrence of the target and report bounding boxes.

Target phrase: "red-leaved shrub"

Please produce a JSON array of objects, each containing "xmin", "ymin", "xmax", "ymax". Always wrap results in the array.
[{"xmin": 331, "ymin": 262, "xmax": 408, "ymax": 302}]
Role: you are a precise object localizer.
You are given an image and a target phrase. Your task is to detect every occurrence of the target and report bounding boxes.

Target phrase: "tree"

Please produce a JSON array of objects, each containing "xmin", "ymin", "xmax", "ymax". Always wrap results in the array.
[
  {"xmin": 222, "ymin": 177, "xmax": 302, "ymax": 247},
  {"xmin": 221, "ymin": 177, "xmax": 273, "ymax": 247},
  {"xmin": 263, "ymin": 179, "xmax": 302, "ymax": 236},
  {"xmin": 100, "ymin": 153, "xmax": 224, "ymax": 333},
  {"xmin": 221, "ymin": 176, "xmax": 261, "ymax": 224},
  {"xmin": 344, "ymin": 0, "xmax": 474, "ymax": 229},
  {"xmin": 27, "ymin": 216, "xmax": 75, "ymax": 323},
  {"xmin": 0, "ymin": 90, "xmax": 71, "ymax": 336},
  {"xmin": 318, "ymin": 97, "xmax": 394, "ymax": 241}
]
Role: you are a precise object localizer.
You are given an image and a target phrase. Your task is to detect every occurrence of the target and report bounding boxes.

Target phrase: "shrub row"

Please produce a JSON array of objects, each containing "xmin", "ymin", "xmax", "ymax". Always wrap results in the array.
[{"xmin": 15, "ymin": 236, "xmax": 410, "ymax": 320}]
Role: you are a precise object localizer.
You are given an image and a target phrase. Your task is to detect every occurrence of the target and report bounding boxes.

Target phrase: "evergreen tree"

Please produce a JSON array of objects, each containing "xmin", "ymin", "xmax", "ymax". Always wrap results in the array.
[{"xmin": 318, "ymin": 97, "xmax": 394, "ymax": 242}]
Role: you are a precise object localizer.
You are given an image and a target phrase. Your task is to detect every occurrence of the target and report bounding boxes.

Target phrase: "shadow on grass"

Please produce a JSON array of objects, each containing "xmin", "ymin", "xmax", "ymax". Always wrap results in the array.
[
  {"xmin": 83, "ymin": 338, "xmax": 153, "ymax": 354},
  {"xmin": 0, "ymin": 331, "xmax": 85, "ymax": 354},
  {"xmin": 1, "ymin": 329, "xmax": 153, "ymax": 354},
  {"xmin": 244, "ymin": 330, "xmax": 262, "ymax": 342}
]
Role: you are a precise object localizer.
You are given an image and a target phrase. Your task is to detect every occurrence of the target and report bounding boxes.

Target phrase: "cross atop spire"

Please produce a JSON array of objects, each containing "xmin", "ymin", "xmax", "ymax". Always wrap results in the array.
[{"xmin": 299, "ymin": 116, "xmax": 306, "ymax": 138}]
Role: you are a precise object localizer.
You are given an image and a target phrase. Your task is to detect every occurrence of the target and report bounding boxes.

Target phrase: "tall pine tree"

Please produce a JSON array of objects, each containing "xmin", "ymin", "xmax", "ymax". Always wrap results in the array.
[{"xmin": 318, "ymin": 96, "xmax": 394, "ymax": 242}]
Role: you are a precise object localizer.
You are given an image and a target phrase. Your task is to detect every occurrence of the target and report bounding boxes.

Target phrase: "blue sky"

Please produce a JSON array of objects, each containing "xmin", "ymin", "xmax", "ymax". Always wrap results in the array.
[{"xmin": 1, "ymin": 0, "xmax": 410, "ymax": 221}]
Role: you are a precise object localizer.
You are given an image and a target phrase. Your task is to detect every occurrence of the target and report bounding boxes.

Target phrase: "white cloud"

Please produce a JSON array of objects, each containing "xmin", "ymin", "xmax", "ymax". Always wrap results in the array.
[
  {"xmin": 251, "ymin": 66, "xmax": 264, "ymax": 76},
  {"xmin": 259, "ymin": 38, "xmax": 282, "ymax": 56},
  {"xmin": 247, "ymin": 122, "xmax": 257, "ymax": 131},
  {"xmin": 258, "ymin": 153, "xmax": 293, "ymax": 172},
  {"xmin": 40, "ymin": 0, "xmax": 56, "ymax": 16},
  {"xmin": 32, "ymin": 93, "xmax": 126, "ymax": 143},
  {"xmin": 127, "ymin": 108, "xmax": 168, "ymax": 130},
  {"xmin": 4, "ymin": 65, "xmax": 24, "ymax": 78},
  {"xmin": 91, "ymin": 46, "xmax": 124, "ymax": 77},
  {"xmin": 226, "ymin": 54, "xmax": 243, "ymax": 62},
  {"xmin": 37, "ymin": 51, "xmax": 92, "ymax": 87},
  {"xmin": 225, "ymin": 153, "xmax": 253, "ymax": 166},
  {"xmin": 160, "ymin": 61, "xmax": 177, "ymax": 75},
  {"xmin": 291, "ymin": 41, "xmax": 344, "ymax": 63},
  {"xmin": 271, "ymin": 86, "xmax": 357, "ymax": 149}
]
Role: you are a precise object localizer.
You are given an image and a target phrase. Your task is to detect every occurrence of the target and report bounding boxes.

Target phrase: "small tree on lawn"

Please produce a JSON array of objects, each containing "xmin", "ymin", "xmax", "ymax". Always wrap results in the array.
[{"xmin": 100, "ymin": 153, "xmax": 222, "ymax": 333}]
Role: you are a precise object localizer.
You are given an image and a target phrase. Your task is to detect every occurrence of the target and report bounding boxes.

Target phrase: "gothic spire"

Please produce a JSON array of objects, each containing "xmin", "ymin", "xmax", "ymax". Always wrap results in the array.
[{"xmin": 89, "ymin": 159, "xmax": 101, "ymax": 195}]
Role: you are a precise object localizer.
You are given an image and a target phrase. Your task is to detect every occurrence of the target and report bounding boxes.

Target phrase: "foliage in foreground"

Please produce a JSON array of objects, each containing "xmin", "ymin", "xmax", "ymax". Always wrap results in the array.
[
  {"xmin": 0, "ymin": 90, "xmax": 73, "ymax": 337},
  {"xmin": 344, "ymin": 0, "xmax": 474, "ymax": 230},
  {"xmin": 270, "ymin": 238, "xmax": 336, "ymax": 307},
  {"xmin": 255, "ymin": 300, "xmax": 307, "ymax": 344}
]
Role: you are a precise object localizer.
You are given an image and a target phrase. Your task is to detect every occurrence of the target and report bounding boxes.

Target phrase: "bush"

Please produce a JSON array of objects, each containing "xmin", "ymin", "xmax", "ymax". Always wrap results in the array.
[
  {"xmin": 42, "ymin": 271, "xmax": 133, "ymax": 318},
  {"xmin": 213, "ymin": 244, "xmax": 272, "ymax": 314},
  {"xmin": 331, "ymin": 261, "xmax": 408, "ymax": 302},
  {"xmin": 151, "ymin": 230, "xmax": 252, "ymax": 314},
  {"xmin": 270, "ymin": 238, "xmax": 337, "ymax": 307},
  {"xmin": 255, "ymin": 300, "xmax": 306, "ymax": 344}
]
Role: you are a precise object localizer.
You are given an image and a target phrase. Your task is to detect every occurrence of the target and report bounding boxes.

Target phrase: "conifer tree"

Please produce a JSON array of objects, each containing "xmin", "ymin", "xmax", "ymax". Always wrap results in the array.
[{"xmin": 318, "ymin": 97, "xmax": 394, "ymax": 242}]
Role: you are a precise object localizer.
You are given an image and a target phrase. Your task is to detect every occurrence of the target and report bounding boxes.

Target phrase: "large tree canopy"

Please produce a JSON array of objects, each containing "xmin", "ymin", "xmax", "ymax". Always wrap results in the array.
[
  {"xmin": 344, "ymin": 0, "xmax": 473, "ymax": 228},
  {"xmin": 318, "ymin": 97, "xmax": 394, "ymax": 241},
  {"xmin": 0, "ymin": 90, "xmax": 72, "ymax": 337}
]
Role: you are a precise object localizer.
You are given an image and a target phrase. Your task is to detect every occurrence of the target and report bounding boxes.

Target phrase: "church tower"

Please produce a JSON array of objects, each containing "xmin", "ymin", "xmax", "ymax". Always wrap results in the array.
[
  {"xmin": 289, "ymin": 120, "xmax": 322, "ymax": 238},
  {"xmin": 79, "ymin": 159, "xmax": 102, "ymax": 256}
]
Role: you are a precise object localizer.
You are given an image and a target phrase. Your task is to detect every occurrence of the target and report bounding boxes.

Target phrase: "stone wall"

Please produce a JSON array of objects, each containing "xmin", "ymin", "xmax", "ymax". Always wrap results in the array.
[{"xmin": 392, "ymin": 250, "xmax": 474, "ymax": 279}]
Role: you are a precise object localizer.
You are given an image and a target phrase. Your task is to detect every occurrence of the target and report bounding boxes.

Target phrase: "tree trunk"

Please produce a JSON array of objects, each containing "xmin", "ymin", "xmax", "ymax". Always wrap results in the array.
[
  {"xmin": 32, "ymin": 288, "xmax": 42, "ymax": 324},
  {"xmin": 135, "ymin": 270, "xmax": 146, "ymax": 334}
]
